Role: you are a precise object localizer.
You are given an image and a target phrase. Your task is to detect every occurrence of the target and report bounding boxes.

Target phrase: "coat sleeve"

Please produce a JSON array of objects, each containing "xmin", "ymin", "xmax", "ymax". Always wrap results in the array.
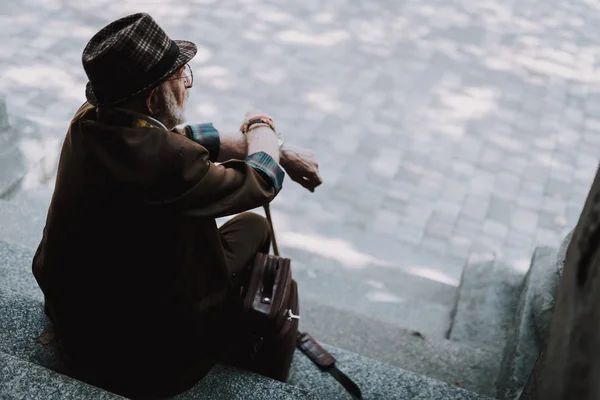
[
  {"xmin": 172, "ymin": 123, "xmax": 220, "ymax": 162},
  {"xmin": 151, "ymin": 131, "xmax": 284, "ymax": 218}
]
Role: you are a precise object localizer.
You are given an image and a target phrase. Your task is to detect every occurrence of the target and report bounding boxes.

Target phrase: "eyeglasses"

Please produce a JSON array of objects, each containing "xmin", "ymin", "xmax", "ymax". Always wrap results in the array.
[{"xmin": 167, "ymin": 64, "xmax": 193, "ymax": 87}]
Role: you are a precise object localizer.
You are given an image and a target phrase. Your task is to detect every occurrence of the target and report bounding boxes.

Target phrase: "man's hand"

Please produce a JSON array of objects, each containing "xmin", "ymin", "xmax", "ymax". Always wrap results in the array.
[{"xmin": 280, "ymin": 144, "xmax": 323, "ymax": 192}]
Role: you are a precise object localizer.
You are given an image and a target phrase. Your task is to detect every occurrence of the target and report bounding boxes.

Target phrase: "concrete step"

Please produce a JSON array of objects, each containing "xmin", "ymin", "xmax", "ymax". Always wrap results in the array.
[
  {"xmin": 0, "ymin": 103, "xmax": 60, "ymax": 200},
  {"xmin": 294, "ymin": 262, "xmax": 456, "ymax": 339},
  {"xmin": 0, "ymin": 240, "xmax": 41, "ymax": 301},
  {"xmin": 0, "ymin": 284, "xmax": 493, "ymax": 400},
  {"xmin": 289, "ymin": 342, "xmax": 494, "ymax": 400},
  {"xmin": 0, "ymin": 237, "xmax": 493, "ymax": 397},
  {"xmin": 0, "ymin": 97, "xmax": 25, "ymax": 197},
  {"xmin": 0, "ymin": 138, "xmax": 26, "ymax": 198},
  {"xmin": 0, "ymin": 237, "xmax": 495, "ymax": 396},
  {"xmin": 300, "ymin": 296, "xmax": 501, "ymax": 397},
  {"xmin": 0, "ymin": 351, "xmax": 125, "ymax": 400},
  {"xmin": 0, "ymin": 198, "xmax": 47, "ymax": 249},
  {"xmin": 449, "ymin": 250, "xmax": 525, "ymax": 352},
  {"xmin": 0, "ymin": 183, "xmax": 55, "ymax": 249},
  {"xmin": 495, "ymin": 247, "xmax": 557, "ymax": 400},
  {"xmin": 0, "ymin": 285, "xmax": 317, "ymax": 399}
]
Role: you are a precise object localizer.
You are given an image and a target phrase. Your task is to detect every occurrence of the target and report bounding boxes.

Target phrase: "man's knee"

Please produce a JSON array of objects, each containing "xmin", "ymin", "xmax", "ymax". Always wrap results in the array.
[
  {"xmin": 233, "ymin": 212, "xmax": 271, "ymax": 257},
  {"xmin": 238, "ymin": 212, "xmax": 271, "ymax": 239}
]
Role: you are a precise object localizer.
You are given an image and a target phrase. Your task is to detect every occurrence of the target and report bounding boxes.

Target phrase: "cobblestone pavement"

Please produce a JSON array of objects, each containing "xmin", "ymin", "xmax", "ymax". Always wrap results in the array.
[{"xmin": 1, "ymin": 0, "xmax": 599, "ymax": 286}]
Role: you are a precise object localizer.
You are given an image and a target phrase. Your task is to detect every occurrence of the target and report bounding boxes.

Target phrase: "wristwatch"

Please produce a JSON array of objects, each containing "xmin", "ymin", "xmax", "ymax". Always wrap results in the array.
[{"xmin": 245, "ymin": 116, "xmax": 276, "ymax": 134}]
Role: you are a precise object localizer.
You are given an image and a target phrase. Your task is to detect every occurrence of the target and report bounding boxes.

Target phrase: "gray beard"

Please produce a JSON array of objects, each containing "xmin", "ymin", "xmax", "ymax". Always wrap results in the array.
[{"xmin": 154, "ymin": 86, "xmax": 187, "ymax": 129}]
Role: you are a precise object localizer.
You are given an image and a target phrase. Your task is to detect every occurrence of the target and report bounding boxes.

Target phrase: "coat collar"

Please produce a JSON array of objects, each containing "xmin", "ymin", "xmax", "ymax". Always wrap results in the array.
[{"xmin": 96, "ymin": 106, "xmax": 168, "ymax": 131}]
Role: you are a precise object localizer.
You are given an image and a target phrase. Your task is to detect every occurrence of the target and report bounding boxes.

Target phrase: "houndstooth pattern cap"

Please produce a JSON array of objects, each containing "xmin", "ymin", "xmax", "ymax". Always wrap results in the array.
[{"xmin": 83, "ymin": 13, "xmax": 197, "ymax": 106}]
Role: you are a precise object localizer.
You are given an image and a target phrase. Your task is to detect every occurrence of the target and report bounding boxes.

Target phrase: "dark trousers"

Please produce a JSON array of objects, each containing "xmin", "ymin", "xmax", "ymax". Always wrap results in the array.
[
  {"xmin": 219, "ymin": 212, "xmax": 272, "ymax": 285},
  {"xmin": 218, "ymin": 212, "xmax": 273, "ymax": 368}
]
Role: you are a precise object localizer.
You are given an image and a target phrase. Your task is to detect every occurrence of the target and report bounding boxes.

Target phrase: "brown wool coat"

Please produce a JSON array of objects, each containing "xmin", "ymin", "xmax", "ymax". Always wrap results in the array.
[{"xmin": 32, "ymin": 103, "xmax": 278, "ymax": 398}]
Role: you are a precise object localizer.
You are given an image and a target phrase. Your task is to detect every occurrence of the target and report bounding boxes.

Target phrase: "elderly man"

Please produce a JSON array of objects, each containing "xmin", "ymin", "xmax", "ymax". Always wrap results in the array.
[{"xmin": 32, "ymin": 13, "xmax": 321, "ymax": 399}]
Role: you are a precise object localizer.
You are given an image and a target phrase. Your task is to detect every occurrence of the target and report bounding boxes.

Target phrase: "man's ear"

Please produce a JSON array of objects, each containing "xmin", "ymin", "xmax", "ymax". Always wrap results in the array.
[{"xmin": 145, "ymin": 88, "xmax": 159, "ymax": 115}]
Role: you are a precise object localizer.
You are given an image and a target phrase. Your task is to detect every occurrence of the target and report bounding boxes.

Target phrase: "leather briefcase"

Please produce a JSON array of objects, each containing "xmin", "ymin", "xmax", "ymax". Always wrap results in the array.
[
  {"xmin": 237, "ymin": 253, "xmax": 300, "ymax": 382},
  {"xmin": 228, "ymin": 205, "xmax": 362, "ymax": 399}
]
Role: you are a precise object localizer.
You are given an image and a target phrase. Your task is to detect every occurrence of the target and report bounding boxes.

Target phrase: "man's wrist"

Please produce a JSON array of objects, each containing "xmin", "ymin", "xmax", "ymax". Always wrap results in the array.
[{"xmin": 279, "ymin": 143, "xmax": 290, "ymax": 168}]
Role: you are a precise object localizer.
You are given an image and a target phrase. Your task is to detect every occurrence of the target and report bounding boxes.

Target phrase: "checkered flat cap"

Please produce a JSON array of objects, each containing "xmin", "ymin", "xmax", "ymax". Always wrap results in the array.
[{"xmin": 83, "ymin": 13, "xmax": 197, "ymax": 106}]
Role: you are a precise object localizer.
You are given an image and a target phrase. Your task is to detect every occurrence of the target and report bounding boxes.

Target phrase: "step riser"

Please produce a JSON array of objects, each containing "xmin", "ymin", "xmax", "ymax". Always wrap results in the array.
[
  {"xmin": 0, "ymin": 144, "xmax": 26, "ymax": 199},
  {"xmin": 298, "ymin": 276, "xmax": 454, "ymax": 339},
  {"xmin": 449, "ymin": 251, "xmax": 525, "ymax": 353},
  {"xmin": 495, "ymin": 247, "xmax": 557, "ymax": 400},
  {"xmin": 300, "ymin": 296, "xmax": 500, "ymax": 397}
]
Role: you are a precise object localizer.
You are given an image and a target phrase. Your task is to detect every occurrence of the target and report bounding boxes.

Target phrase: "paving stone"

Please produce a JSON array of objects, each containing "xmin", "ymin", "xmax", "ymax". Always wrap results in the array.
[
  {"xmin": 482, "ymin": 219, "xmax": 510, "ymax": 240},
  {"xmin": 516, "ymin": 194, "xmax": 543, "ymax": 214},
  {"xmin": 425, "ymin": 213, "xmax": 454, "ymax": 240},
  {"xmin": 421, "ymin": 236, "xmax": 450, "ymax": 256},
  {"xmin": 396, "ymin": 224, "xmax": 425, "ymax": 246},
  {"xmin": 510, "ymin": 209, "xmax": 539, "ymax": 234},
  {"xmin": 454, "ymin": 216, "xmax": 483, "ymax": 238},
  {"xmin": 461, "ymin": 195, "xmax": 490, "ymax": 220},
  {"xmin": 487, "ymin": 196, "xmax": 514, "ymax": 222}
]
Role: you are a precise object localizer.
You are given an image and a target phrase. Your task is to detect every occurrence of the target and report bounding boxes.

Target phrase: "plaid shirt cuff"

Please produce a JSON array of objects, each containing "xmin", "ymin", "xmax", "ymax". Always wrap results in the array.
[
  {"xmin": 245, "ymin": 152, "xmax": 285, "ymax": 193},
  {"xmin": 184, "ymin": 123, "xmax": 220, "ymax": 161}
]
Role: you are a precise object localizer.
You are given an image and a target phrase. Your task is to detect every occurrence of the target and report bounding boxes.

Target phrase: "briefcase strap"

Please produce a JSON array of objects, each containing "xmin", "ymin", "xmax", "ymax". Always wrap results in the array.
[
  {"xmin": 263, "ymin": 204, "xmax": 279, "ymax": 257},
  {"xmin": 297, "ymin": 332, "xmax": 363, "ymax": 400}
]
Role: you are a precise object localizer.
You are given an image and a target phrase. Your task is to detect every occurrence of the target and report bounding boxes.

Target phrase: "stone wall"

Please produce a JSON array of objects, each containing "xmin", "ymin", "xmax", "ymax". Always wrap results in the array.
[{"xmin": 521, "ymin": 165, "xmax": 600, "ymax": 400}]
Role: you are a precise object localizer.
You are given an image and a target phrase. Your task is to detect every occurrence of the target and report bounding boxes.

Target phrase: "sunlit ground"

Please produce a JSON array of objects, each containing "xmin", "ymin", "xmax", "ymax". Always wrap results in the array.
[{"xmin": 1, "ymin": 0, "xmax": 599, "ymax": 296}]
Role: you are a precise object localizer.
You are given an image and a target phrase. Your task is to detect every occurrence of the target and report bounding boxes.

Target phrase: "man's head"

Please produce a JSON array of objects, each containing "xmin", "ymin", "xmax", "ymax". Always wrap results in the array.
[
  {"xmin": 82, "ymin": 13, "xmax": 197, "ymax": 121},
  {"xmin": 123, "ymin": 62, "xmax": 193, "ymax": 129}
]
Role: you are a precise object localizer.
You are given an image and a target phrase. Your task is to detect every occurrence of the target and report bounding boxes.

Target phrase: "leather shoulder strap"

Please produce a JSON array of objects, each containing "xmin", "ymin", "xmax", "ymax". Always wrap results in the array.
[
  {"xmin": 263, "ymin": 204, "xmax": 279, "ymax": 256},
  {"xmin": 297, "ymin": 332, "xmax": 363, "ymax": 400}
]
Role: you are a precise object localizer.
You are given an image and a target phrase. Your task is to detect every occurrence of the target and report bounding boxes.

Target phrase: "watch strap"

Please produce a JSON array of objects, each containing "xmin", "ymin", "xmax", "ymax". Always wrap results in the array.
[{"xmin": 245, "ymin": 116, "xmax": 276, "ymax": 134}]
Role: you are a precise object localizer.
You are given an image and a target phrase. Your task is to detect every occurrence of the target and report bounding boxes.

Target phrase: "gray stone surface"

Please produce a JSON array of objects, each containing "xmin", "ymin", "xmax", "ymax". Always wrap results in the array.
[
  {"xmin": 0, "ymin": 351, "xmax": 124, "ymax": 400},
  {"xmin": 449, "ymin": 251, "xmax": 525, "ymax": 352},
  {"xmin": 0, "ymin": 240, "xmax": 41, "ymax": 300},
  {"xmin": 0, "ymin": 139, "xmax": 26, "ymax": 199},
  {"xmin": 0, "ymin": 286, "xmax": 319, "ymax": 399},
  {"xmin": 174, "ymin": 364, "xmax": 319, "ymax": 400},
  {"xmin": 495, "ymin": 247, "xmax": 557, "ymax": 400},
  {"xmin": 0, "ymin": 197, "xmax": 47, "ymax": 249},
  {"xmin": 555, "ymin": 230, "xmax": 573, "ymax": 277},
  {"xmin": 300, "ymin": 296, "xmax": 500, "ymax": 397},
  {"xmin": 289, "ymin": 343, "xmax": 494, "ymax": 400},
  {"xmin": 0, "ymin": 286, "xmax": 63, "ymax": 372},
  {"xmin": 531, "ymin": 248, "xmax": 562, "ymax": 349},
  {"xmin": 522, "ymin": 166, "xmax": 600, "ymax": 400},
  {"xmin": 0, "ymin": 109, "xmax": 53, "ymax": 199}
]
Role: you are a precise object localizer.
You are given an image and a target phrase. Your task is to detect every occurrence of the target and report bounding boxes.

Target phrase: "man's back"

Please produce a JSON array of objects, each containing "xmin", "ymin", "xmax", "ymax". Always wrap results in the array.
[{"xmin": 33, "ymin": 104, "xmax": 236, "ymax": 398}]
